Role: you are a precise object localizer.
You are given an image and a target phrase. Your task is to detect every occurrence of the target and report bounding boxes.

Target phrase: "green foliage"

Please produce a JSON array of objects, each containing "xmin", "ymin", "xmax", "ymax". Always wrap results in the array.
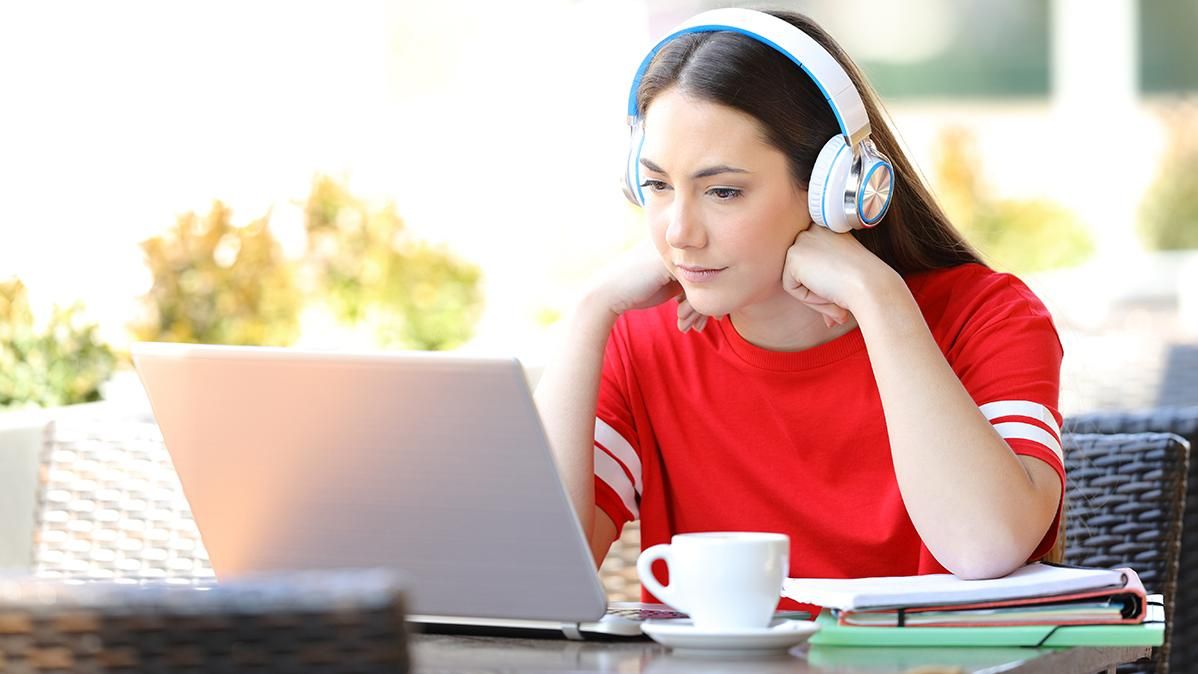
[
  {"xmin": 303, "ymin": 176, "xmax": 483, "ymax": 351},
  {"xmin": 968, "ymin": 199, "xmax": 1095, "ymax": 273},
  {"xmin": 136, "ymin": 177, "xmax": 483, "ymax": 351},
  {"xmin": 134, "ymin": 202, "xmax": 302, "ymax": 346},
  {"xmin": 535, "ymin": 307, "xmax": 562, "ymax": 328},
  {"xmin": 1, "ymin": 278, "xmax": 117, "ymax": 409},
  {"xmin": 1140, "ymin": 144, "xmax": 1198, "ymax": 250},
  {"xmin": 933, "ymin": 127, "xmax": 1094, "ymax": 273}
]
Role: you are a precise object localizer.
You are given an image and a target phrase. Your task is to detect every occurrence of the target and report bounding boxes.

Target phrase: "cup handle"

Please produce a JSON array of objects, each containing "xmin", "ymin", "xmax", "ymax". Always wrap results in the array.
[{"xmin": 636, "ymin": 543, "xmax": 688, "ymax": 614}]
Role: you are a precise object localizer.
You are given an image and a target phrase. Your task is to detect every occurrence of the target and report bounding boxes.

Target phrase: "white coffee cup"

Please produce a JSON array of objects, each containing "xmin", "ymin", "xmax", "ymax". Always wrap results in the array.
[{"xmin": 636, "ymin": 531, "xmax": 789, "ymax": 631}]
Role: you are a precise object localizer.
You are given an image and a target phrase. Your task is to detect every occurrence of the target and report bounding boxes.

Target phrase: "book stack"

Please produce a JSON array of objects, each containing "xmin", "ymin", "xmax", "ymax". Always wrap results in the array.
[{"xmin": 782, "ymin": 563, "xmax": 1163, "ymax": 647}]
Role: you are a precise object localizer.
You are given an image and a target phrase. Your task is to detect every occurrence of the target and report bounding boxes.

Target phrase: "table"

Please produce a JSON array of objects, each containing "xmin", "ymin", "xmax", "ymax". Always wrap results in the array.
[{"xmin": 410, "ymin": 633, "xmax": 1151, "ymax": 674}]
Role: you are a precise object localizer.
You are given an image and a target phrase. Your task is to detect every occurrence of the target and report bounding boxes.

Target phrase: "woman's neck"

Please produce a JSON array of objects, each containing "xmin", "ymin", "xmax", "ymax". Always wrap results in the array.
[{"xmin": 729, "ymin": 290, "xmax": 858, "ymax": 352}]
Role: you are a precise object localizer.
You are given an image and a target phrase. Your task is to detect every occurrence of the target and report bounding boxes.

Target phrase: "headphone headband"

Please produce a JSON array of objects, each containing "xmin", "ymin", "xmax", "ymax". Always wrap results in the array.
[
  {"xmin": 622, "ymin": 8, "xmax": 895, "ymax": 231},
  {"xmin": 626, "ymin": 8, "xmax": 871, "ymax": 147}
]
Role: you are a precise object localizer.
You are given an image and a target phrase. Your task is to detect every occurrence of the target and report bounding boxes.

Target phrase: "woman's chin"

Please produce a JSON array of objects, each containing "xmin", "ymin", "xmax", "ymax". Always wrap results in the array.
[{"xmin": 682, "ymin": 289, "xmax": 734, "ymax": 319}]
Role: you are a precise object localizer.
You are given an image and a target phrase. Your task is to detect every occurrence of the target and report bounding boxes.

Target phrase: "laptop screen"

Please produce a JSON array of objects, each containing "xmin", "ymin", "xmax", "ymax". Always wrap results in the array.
[{"xmin": 132, "ymin": 343, "xmax": 607, "ymax": 622}]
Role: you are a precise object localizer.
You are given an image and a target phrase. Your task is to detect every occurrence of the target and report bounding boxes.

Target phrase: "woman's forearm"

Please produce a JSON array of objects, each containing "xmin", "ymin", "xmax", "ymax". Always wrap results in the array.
[
  {"xmin": 532, "ymin": 292, "xmax": 618, "ymax": 542},
  {"xmin": 850, "ymin": 271, "xmax": 1061, "ymax": 578}
]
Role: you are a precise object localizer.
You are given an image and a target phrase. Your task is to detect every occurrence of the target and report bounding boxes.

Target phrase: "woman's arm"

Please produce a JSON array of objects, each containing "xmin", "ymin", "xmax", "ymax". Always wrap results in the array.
[
  {"xmin": 533, "ymin": 245, "xmax": 685, "ymax": 567},
  {"xmin": 533, "ymin": 292, "xmax": 619, "ymax": 564},
  {"xmin": 783, "ymin": 225, "xmax": 1061, "ymax": 579},
  {"xmin": 851, "ymin": 271, "xmax": 1061, "ymax": 579}
]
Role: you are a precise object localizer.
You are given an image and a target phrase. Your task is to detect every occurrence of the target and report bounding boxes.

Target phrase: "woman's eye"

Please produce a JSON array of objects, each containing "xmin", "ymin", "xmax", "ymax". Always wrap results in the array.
[
  {"xmin": 708, "ymin": 187, "xmax": 742, "ymax": 200},
  {"xmin": 639, "ymin": 179, "xmax": 668, "ymax": 193}
]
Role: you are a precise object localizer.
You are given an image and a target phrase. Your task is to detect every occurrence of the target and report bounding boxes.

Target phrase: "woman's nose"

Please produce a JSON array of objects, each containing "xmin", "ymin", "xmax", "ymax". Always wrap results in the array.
[{"xmin": 664, "ymin": 198, "xmax": 706, "ymax": 249}]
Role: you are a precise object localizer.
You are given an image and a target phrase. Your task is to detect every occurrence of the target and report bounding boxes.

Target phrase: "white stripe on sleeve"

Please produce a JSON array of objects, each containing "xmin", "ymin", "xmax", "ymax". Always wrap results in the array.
[
  {"xmin": 594, "ymin": 447, "xmax": 639, "ymax": 519},
  {"xmin": 979, "ymin": 400, "xmax": 1062, "ymax": 439},
  {"xmin": 992, "ymin": 422, "xmax": 1065, "ymax": 464},
  {"xmin": 595, "ymin": 418, "xmax": 642, "ymax": 495}
]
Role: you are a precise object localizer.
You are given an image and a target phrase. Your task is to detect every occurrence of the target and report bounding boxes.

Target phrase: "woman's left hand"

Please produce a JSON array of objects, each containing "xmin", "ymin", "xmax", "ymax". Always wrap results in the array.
[{"xmin": 782, "ymin": 224, "xmax": 895, "ymax": 328}]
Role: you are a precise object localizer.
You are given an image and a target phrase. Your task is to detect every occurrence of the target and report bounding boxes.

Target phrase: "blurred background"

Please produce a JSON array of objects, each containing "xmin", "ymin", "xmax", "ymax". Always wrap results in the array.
[{"xmin": 2, "ymin": 0, "xmax": 1197, "ymax": 415}]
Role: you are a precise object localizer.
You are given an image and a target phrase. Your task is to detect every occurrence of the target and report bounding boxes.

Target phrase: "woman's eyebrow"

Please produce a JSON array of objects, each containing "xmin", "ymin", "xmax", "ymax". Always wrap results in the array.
[{"xmin": 639, "ymin": 158, "xmax": 751, "ymax": 179}]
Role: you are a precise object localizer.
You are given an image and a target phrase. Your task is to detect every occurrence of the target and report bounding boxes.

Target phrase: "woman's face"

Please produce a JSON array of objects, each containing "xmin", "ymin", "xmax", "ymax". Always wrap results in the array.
[{"xmin": 639, "ymin": 87, "xmax": 810, "ymax": 318}]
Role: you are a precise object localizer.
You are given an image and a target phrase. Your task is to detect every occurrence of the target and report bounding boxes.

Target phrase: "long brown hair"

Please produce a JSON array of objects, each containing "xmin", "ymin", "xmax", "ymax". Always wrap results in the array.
[{"xmin": 635, "ymin": 9, "xmax": 983, "ymax": 275}]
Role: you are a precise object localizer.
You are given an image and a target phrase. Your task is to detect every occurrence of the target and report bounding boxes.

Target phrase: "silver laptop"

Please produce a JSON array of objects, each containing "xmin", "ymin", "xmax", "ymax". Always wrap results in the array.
[{"xmin": 131, "ymin": 342, "xmax": 679, "ymax": 638}]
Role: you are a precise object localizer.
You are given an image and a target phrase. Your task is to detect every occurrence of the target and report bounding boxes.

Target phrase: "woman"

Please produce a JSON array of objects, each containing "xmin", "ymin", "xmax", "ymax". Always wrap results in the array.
[{"xmin": 534, "ymin": 7, "xmax": 1064, "ymax": 606}]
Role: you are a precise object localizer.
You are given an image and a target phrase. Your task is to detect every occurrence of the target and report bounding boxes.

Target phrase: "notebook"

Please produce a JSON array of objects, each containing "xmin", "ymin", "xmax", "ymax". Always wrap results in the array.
[
  {"xmin": 807, "ymin": 598, "xmax": 1165, "ymax": 648},
  {"xmin": 784, "ymin": 563, "xmax": 1149, "ymax": 629},
  {"xmin": 783, "ymin": 563, "xmax": 1129, "ymax": 611},
  {"xmin": 131, "ymin": 342, "xmax": 677, "ymax": 639}
]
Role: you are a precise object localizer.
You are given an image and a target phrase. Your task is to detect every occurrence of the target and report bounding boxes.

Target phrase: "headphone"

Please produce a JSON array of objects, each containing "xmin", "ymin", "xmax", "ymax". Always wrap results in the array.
[{"xmin": 621, "ymin": 8, "xmax": 895, "ymax": 233}]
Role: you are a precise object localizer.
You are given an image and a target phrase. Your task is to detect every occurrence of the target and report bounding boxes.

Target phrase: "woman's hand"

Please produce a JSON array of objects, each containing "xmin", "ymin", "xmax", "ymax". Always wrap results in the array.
[
  {"xmin": 782, "ymin": 224, "xmax": 898, "ymax": 328},
  {"xmin": 587, "ymin": 243, "xmax": 714, "ymax": 333},
  {"xmin": 588, "ymin": 242, "xmax": 682, "ymax": 315}
]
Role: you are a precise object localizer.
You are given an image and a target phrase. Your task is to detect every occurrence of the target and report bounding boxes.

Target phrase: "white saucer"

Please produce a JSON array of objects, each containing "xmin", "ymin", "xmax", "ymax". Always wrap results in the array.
[{"xmin": 641, "ymin": 618, "xmax": 820, "ymax": 654}]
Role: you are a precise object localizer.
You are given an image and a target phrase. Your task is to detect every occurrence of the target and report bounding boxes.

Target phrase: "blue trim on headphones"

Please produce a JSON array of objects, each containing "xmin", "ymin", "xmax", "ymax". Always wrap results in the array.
[
  {"xmin": 858, "ymin": 162, "xmax": 893, "ymax": 225},
  {"xmin": 634, "ymin": 127, "xmax": 647, "ymax": 204},
  {"xmin": 821, "ymin": 141, "xmax": 847, "ymax": 228},
  {"xmin": 626, "ymin": 23, "xmax": 850, "ymax": 142}
]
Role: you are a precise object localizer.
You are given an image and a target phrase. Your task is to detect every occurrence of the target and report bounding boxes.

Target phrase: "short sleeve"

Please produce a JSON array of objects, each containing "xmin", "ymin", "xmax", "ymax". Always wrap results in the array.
[
  {"xmin": 947, "ymin": 275, "xmax": 1066, "ymax": 560},
  {"xmin": 593, "ymin": 316, "xmax": 644, "ymax": 534}
]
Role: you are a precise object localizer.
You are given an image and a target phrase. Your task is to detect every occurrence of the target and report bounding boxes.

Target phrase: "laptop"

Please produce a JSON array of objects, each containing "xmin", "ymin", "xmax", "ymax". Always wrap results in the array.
[{"xmin": 130, "ymin": 342, "xmax": 682, "ymax": 638}]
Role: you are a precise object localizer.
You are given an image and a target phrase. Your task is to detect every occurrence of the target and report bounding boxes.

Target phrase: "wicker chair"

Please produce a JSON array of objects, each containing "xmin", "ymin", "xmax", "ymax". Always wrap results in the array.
[
  {"xmin": 16, "ymin": 408, "xmax": 411, "ymax": 672},
  {"xmin": 0, "ymin": 569, "xmax": 409, "ymax": 673},
  {"xmin": 1063, "ymin": 409, "xmax": 1198, "ymax": 674},
  {"xmin": 31, "ymin": 410, "xmax": 213, "ymax": 582},
  {"xmin": 1060, "ymin": 432, "xmax": 1190, "ymax": 674},
  {"xmin": 598, "ymin": 522, "xmax": 643, "ymax": 602}
]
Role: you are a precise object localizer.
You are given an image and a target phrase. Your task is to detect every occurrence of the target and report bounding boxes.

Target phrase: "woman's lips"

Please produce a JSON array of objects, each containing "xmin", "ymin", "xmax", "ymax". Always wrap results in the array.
[{"xmin": 676, "ymin": 265, "xmax": 727, "ymax": 283}]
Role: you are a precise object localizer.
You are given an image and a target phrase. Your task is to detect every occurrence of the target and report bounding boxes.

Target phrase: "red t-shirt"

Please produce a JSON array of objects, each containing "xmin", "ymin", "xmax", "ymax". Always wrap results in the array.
[{"xmin": 591, "ymin": 263, "xmax": 1066, "ymax": 610}]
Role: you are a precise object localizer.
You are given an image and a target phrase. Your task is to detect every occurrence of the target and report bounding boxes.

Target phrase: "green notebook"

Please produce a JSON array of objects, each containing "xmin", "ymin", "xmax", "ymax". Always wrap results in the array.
[{"xmin": 808, "ymin": 599, "xmax": 1164, "ymax": 648}]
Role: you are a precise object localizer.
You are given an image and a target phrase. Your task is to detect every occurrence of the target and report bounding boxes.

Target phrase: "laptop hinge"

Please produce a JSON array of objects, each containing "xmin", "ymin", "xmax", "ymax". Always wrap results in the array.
[{"xmin": 559, "ymin": 623, "xmax": 584, "ymax": 641}]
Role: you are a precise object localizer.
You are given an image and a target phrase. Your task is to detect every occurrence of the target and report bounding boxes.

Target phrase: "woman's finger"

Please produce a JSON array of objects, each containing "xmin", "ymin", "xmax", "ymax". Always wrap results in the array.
[
  {"xmin": 677, "ymin": 301, "xmax": 699, "ymax": 331},
  {"xmin": 677, "ymin": 298, "xmax": 697, "ymax": 319},
  {"xmin": 679, "ymin": 308, "xmax": 700, "ymax": 331},
  {"xmin": 804, "ymin": 298, "xmax": 850, "ymax": 325}
]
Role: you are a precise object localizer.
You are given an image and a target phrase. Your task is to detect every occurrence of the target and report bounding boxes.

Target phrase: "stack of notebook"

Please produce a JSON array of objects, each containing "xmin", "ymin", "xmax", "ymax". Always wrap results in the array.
[{"xmin": 782, "ymin": 563, "xmax": 1163, "ymax": 647}]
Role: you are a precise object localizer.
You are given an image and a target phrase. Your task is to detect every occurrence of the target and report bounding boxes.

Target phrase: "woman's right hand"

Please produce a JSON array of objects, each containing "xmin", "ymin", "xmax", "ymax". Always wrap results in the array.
[{"xmin": 588, "ymin": 242, "xmax": 683, "ymax": 317}]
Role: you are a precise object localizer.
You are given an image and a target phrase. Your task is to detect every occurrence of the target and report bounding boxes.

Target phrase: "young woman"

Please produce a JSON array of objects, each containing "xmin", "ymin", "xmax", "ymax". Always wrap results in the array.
[{"xmin": 534, "ymin": 8, "xmax": 1064, "ymax": 606}]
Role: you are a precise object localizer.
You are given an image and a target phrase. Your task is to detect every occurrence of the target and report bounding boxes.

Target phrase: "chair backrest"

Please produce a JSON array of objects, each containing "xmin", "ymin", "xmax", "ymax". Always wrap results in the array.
[
  {"xmin": 599, "ymin": 521, "xmax": 643, "ymax": 603},
  {"xmin": 0, "ymin": 569, "xmax": 409, "ymax": 673},
  {"xmin": 1064, "ymin": 408, "xmax": 1198, "ymax": 674},
  {"xmin": 1061, "ymin": 431, "xmax": 1190, "ymax": 674},
  {"xmin": 32, "ymin": 411, "xmax": 213, "ymax": 582}
]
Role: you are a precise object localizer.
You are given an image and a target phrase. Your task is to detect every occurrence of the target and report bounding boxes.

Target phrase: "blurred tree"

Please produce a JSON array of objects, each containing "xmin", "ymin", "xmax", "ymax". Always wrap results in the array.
[
  {"xmin": 1, "ymin": 278, "xmax": 116, "ymax": 408},
  {"xmin": 1139, "ymin": 140, "xmax": 1198, "ymax": 251},
  {"xmin": 933, "ymin": 127, "xmax": 1094, "ymax": 273},
  {"xmin": 302, "ymin": 175, "xmax": 483, "ymax": 350},
  {"xmin": 134, "ymin": 201, "xmax": 301, "ymax": 346},
  {"xmin": 135, "ymin": 179, "xmax": 482, "ymax": 351}
]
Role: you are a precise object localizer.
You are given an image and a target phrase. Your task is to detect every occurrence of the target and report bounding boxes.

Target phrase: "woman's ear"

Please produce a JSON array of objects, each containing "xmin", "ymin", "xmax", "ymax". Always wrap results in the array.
[{"xmin": 792, "ymin": 183, "xmax": 813, "ymax": 235}]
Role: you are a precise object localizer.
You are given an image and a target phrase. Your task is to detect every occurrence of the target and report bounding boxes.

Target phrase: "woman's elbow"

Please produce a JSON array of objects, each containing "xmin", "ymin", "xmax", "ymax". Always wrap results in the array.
[
  {"xmin": 934, "ymin": 524, "xmax": 1044, "ymax": 580},
  {"xmin": 943, "ymin": 552, "xmax": 1025, "ymax": 580}
]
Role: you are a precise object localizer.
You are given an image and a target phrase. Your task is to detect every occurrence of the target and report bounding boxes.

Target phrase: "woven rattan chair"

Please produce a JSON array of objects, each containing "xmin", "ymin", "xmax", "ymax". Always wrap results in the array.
[
  {"xmin": 598, "ymin": 522, "xmax": 642, "ymax": 602},
  {"xmin": 31, "ymin": 410, "xmax": 213, "ymax": 582},
  {"xmin": 1060, "ymin": 432, "xmax": 1190, "ymax": 674},
  {"xmin": 0, "ymin": 569, "xmax": 409, "ymax": 673},
  {"xmin": 1062, "ymin": 409, "xmax": 1198, "ymax": 674}
]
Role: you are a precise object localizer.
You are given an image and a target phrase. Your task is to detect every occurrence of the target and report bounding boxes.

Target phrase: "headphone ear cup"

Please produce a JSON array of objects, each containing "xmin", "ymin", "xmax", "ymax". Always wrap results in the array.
[
  {"xmin": 856, "ymin": 143, "xmax": 895, "ymax": 227},
  {"xmin": 622, "ymin": 121, "xmax": 647, "ymax": 207},
  {"xmin": 807, "ymin": 135, "xmax": 855, "ymax": 233}
]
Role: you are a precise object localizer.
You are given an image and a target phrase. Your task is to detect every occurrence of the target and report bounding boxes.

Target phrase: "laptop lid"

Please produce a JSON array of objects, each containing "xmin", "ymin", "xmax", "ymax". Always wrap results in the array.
[{"xmin": 131, "ymin": 342, "xmax": 608, "ymax": 624}]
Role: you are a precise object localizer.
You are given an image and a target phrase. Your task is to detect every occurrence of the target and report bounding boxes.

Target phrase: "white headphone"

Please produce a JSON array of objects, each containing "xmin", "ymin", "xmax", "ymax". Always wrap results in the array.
[{"xmin": 622, "ymin": 8, "xmax": 895, "ymax": 233}]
